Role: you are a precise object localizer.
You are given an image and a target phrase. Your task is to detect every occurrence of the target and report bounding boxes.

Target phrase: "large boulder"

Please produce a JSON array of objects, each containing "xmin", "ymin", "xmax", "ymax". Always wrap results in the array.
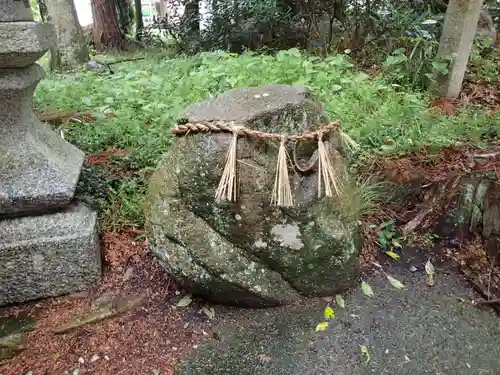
[{"xmin": 145, "ymin": 85, "xmax": 362, "ymax": 307}]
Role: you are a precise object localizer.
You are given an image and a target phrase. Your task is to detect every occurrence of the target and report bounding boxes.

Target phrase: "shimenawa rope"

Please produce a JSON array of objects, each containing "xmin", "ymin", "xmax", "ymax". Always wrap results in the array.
[{"xmin": 172, "ymin": 120, "xmax": 358, "ymax": 207}]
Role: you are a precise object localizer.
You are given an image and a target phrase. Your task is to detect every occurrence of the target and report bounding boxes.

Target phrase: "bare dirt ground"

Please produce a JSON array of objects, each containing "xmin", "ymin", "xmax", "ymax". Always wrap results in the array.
[{"xmin": 0, "ymin": 232, "xmax": 213, "ymax": 375}]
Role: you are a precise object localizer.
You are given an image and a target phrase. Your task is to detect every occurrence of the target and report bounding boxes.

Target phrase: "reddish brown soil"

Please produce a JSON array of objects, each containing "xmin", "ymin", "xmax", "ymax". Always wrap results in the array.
[
  {"xmin": 451, "ymin": 238, "xmax": 500, "ymax": 311},
  {"xmin": 0, "ymin": 232, "xmax": 212, "ymax": 375},
  {"xmin": 38, "ymin": 111, "xmax": 96, "ymax": 124},
  {"xmin": 85, "ymin": 148, "xmax": 130, "ymax": 166},
  {"xmin": 364, "ymin": 142, "xmax": 500, "ymax": 184},
  {"xmin": 460, "ymin": 81, "xmax": 500, "ymax": 112}
]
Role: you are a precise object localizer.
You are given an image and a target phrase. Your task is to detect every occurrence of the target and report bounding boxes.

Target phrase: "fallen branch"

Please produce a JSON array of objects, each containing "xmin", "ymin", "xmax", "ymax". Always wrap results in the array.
[
  {"xmin": 54, "ymin": 294, "xmax": 145, "ymax": 334},
  {"xmin": 38, "ymin": 111, "xmax": 95, "ymax": 123},
  {"xmin": 106, "ymin": 57, "xmax": 146, "ymax": 65},
  {"xmin": 463, "ymin": 269, "xmax": 500, "ymax": 315},
  {"xmin": 401, "ymin": 207, "xmax": 433, "ymax": 236}
]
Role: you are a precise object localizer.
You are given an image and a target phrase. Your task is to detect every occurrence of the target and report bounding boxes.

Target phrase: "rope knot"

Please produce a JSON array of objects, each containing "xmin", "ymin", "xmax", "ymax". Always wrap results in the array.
[
  {"xmin": 230, "ymin": 124, "xmax": 245, "ymax": 136},
  {"xmin": 317, "ymin": 130, "xmax": 325, "ymax": 142},
  {"xmin": 280, "ymin": 134, "xmax": 287, "ymax": 145}
]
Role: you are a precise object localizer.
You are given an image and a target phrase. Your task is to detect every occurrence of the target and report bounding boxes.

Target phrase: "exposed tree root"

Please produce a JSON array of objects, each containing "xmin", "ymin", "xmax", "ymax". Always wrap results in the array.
[{"xmin": 360, "ymin": 142, "xmax": 500, "ymax": 314}]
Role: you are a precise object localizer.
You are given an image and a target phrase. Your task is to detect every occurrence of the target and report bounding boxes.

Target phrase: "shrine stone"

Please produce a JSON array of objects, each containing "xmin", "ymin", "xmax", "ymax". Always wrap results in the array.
[
  {"xmin": 0, "ymin": 0, "xmax": 33, "ymax": 22},
  {"xmin": 0, "ymin": 0, "xmax": 102, "ymax": 306},
  {"xmin": 145, "ymin": 85, "xmax": 362, "ymax": 307}
]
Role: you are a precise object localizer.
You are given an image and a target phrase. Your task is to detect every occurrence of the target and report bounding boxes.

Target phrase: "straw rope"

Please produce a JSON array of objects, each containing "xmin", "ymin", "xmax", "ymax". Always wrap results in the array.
[
  {"xmin": 172, "ymin": 119, "xmax": 357, "ymax": 206},
  {"xmin": 271, "ymin": 135, "xmax": 294, "ymax": 207},
  {"xmin": 172, "ymin": 120, "xmax": 341, "ymax": 141}
]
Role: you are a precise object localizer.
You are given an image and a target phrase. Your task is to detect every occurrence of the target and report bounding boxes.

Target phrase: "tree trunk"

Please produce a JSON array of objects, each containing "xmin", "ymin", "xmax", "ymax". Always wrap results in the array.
[
  {"xmin": 38, "ymin": 0, "xmax": 89, "ymax": 72},
  {"xmin": 159, "ymin": 0, "xmax": 166, "ymax": 19},
  {"xmin": 182, "ymin": 0, "xmax": 200, "ymax": 37},
  {"xmin": 134, "ymin": 0, "xmax": 144, "ymax": 41},
  {"xmin": 90, "ymin": 0, "xmax": 126, "ymax": 51},
  {"xmin": 333, "ymin": 0, "xmax": 345, "ymax": 23},
  {"xmin": 116, "ymin": 0, "xmax": 133, "ymax": 34}
]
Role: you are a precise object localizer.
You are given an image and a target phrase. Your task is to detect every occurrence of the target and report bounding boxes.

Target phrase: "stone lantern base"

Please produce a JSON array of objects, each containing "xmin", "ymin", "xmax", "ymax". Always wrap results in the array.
[{"xmin": 0, "ymin": 204, "xmax": 102, "ymax": 306}]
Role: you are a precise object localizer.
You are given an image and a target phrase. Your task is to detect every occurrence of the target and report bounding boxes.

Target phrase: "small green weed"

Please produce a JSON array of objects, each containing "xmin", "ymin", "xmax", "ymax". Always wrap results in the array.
[
  {"xmin": 467, "ymin": 39, "xmax": 499, "ymax": 83},
  {"xmin": 377, "ymin": 220, "xmax": 403, "ymax": 252},
  {"xmin": 381, "ymin": 41, "xmax": 446, "ymax": 89},
  {"xmin": 355, "ymin": 178, "xmax": 388, "ymax": 217}
]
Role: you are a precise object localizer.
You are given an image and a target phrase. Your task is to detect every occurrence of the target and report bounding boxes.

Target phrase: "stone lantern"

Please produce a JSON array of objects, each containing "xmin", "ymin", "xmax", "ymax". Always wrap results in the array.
[{"xmin": 0, "ymin": 0, "xmax": 101, "ymax": 306}]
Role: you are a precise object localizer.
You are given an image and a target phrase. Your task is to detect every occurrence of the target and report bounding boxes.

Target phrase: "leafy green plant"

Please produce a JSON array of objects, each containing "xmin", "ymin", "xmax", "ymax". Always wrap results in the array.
[
  {"xmin": 35, "ymin": 50, "xmax": 495, "ymax": 229},
  {"xmin": 29, "ymin": 0, "xmax": 41, "ymax": 21},
  {"xmin": 377, "ymin": 220, "xmax": 403, "ymax": 252},
  {"xmin": 355, "ymin": 179, "xmax": 389, "ymax": 216},
  {"xmin": 467, "ymin": 38, "xmax": 499, "ymax": 83},
  {"xmin": 381, "ymin": 43, "xmax": 450, "ymax": 89}
]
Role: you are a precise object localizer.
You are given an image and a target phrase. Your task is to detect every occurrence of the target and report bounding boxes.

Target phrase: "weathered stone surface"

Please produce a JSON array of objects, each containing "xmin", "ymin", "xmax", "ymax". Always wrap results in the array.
[
  {"xmin": 146, "ymin": 85, "xmax": 362, "ymax": 307},
  {"xmin": 44, "ymin": 0, "xmax": 89, "ymax": 72},
  {"xmin": 0, "ymin": 312, "xmax": 35, "ymax": 361},
  {"xmin": 0, "ymin": 64, "xmax": 84, "ymax": 217},
  {"xmin": 0, "ymin": 0, "xmax": 34, "ymax": 23},
  {"xmin": 0, "ymin": 22, "xmax": 55, "ymax": 68},
  {"xmin": 483, "ymin": 185, "xmax": 500, "ymax": 264},
  {"xmin": 0, "ymin": 203, "xmax": 102, "ymax": 306},
  {"xmin": 183, "ymin": 84, "xmax": 324, "ymax": 124},
  {"xmin": 439, "ymin": 178, "xmax": 498, "ymax": 238},
  {"xmin": 0, "ymin": 2, "xmax": 102, "ymax": 307}
]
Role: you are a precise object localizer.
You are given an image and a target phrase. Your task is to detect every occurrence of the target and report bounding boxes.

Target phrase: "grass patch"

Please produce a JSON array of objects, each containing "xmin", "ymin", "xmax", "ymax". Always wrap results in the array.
[{"xmin": 34, "ymin": 49, "xmax": 498, "ymax": 229}]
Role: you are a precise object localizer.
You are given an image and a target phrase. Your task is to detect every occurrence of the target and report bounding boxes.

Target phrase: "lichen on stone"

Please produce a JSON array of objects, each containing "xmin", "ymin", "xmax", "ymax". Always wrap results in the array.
[{"xmin": 145, "ymin": 85, "xmax": 363, "ymax": 307}]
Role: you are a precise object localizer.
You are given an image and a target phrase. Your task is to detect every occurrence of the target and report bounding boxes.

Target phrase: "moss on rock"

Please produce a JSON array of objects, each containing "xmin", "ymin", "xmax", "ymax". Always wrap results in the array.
[{"xmin": 145, "ymin": 85, "xmax": 363, "ymax": 307}]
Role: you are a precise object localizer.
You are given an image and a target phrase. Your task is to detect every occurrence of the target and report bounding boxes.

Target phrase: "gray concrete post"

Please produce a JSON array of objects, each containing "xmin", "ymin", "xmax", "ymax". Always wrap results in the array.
[{"xmin": 432, "ymin": 0, "xmax": 484, "ymax": 98}]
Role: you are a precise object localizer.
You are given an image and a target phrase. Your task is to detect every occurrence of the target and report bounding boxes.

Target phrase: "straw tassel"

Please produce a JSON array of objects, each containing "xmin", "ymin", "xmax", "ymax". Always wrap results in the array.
[
  {"xmin": 317, "ymin": 131, "xmax": 343, "ymax": 198},
  {"xmin": 338, "ymin": 130, "xmax": 360, "ymax": 154},
  {"xmin": 271, "ymin": 135, "xmax": 293, "ymax": 207},
  {"xmin": 215, "ymin": 127, "xmax": 241, "ymax": 203}
]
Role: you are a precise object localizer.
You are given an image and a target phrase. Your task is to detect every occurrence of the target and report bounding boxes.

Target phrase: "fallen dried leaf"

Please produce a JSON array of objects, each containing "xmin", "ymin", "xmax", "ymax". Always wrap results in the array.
[
  {"xmin": 359, "ymin": 345, "xmax": 371, "ymax": 363},
  {"xmin": 386, "ymin": 274, "xmax": 405, "ymax": 289},
  {"xmin": 425, "ymin": 260, "xmax": 435, "ymax": 275},
  {"xmin": 258, "ymin": 354, "xmax": 273, "ymax": 362},
  {"xmin": 335, "ymin": 294, "xmax": 346, "ymax": 308},
  {"xmin": 315, "ymin": 322, "xmax": 329, "ymax": 332},
  {"xmin": 323, "ymin": 306, "xmax": 335, "ymax": 319},
  {"xmin": 385, "ymin": 251, "xmax": 401, "ymax": 261},
  {"xmin": 176, "ymin": 295, "xmax": 193, "ymax": 308},
  {"xmin": 429, "ymin": 99, "xmax": 457, "ymax": 116},
  {"xmin": 202, "ymin": 307, "xmax": 215, "ymax": 319},
  {"xmin": 361, "ymin": 281, "xmax": 374, "ymax": 298}
]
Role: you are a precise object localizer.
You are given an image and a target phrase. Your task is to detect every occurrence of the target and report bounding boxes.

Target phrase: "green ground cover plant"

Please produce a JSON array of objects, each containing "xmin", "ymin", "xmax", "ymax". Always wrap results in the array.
[{"xmin": 34, "ymin": 49, "xmax": 498, "ymax": 229}]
